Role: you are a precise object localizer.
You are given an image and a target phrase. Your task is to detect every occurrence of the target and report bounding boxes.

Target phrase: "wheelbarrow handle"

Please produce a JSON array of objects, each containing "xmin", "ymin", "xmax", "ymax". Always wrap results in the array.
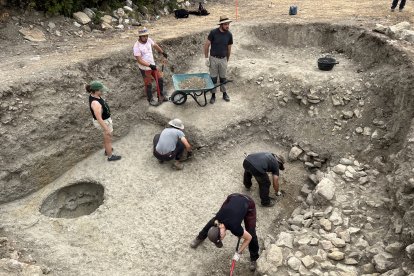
[{"xmin": 209, "ymin": 79, "xmax": 233, "ymax": 90}]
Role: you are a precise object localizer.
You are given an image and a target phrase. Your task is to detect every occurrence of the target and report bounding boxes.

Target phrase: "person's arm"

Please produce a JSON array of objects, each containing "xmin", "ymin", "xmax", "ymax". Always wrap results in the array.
[
  {"xmin": 227, "ymin": 44, "xmax": 232, "ymax": 61},
  {"xmin": 204, "ymin": 39, "xmax": 211, "ymax": 58},
  {"xmin": 180, "ymin": 136, "xmax": 192, "ymax": 152},
  {"xmin": 238, "ymin": 230, "xmax": 252, "ymax": 254},
  {"xmin": 135, "ymin": 56, "xmax": 151, "ymax": 67},
  {"xmin": 91, "ymin": 101, "xmax": 111, "ymax": 135},
  {"xmin": 272, "ymin": 174, "xmax": 280, "ymax": 194}
]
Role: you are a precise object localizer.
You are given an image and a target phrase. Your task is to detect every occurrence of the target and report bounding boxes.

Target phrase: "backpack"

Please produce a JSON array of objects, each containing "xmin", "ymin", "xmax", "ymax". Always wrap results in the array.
[{"xmin": 174, "ymin": 9, "xmax": 189, "ymax": 19}]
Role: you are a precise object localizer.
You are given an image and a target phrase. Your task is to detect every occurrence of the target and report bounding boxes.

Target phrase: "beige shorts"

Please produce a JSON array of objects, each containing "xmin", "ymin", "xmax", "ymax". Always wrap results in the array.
[
  {"xmin": 93, "ymin": 118, "xmax": 113, "ymax": 133},
  {"xmin": 209, "ymin": 56, "xmax": 228, "ymax": 79}
]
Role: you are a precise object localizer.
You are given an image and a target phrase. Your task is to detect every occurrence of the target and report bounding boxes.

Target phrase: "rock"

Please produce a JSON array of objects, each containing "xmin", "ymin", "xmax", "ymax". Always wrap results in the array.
[
  {"xmin": 256, "ymin": 245, "xmax": 283, "ymax": 275},
  {"xmin": 55, "ymin": 30, "xmax": 61, "ymax": 36},
  {"xmin": 310, "ymin": 238, "xmax": 319, "ymax": 246},
  {"xmin": 320, "ymin": 218, "xmax": 332, "ymax": 231},
  {"xmin": 355, "ymin": 127, "xmax": 363, "ymax": 134},
  {"xmin": 385, "ymin": 242, "xmax": 404, "ymax": 254},
  {"xmin": 342, "ymin": 110, "xmax": 354, "ymax": 119},
  {"xmin": 401, "ymin": 29, "xmax": 414, "ymax": 43},
  {"xmin": 332, "ymin": 164, "xmax": 346, "ymax": 175},
  {"xmin": 328, "ymin": 250, "xmax": 345, "ymax": 261},
  {"xmin": 314, "ymin": 178, "xmax": 336, "ymax": 204},
  {"xmin": 276, "ymin": 232, "xmax": 294, "ymax": 249},
  {"xmin": 332, "ymin": 95, "xmax": 343, "ymax": 106},
  {"xmin": 331, "ymin": 238, "xmax": 346, "ymax": 248},
  {"xmin": 301, "ymin": 255, "xmax": 315, "ymax": 269},
  {"xmin": 373, "ymin": 23, "xmax": 387, "ymax": 34},
  {"xmin": 101, "ymin": 22, "xmax": 113, "ymax": 30},
  {"xmin": 339, "ymin": 158, "xmax": 353, "ymax": 165},
  {"xmin": 19, "ymin": 27, "xmax": 46, "ymax": 42},
  {"xmin": 301, "ymin": 183, "xmax": 314, "ymax": 196},
  {"xmin": 47, "ymin": 21, "xmax": 56, "ymax": 30},
  {"xmin": 73, "ymin": 12, "xmax": 91, "ymax": 24},
  {"xmin": 386, "ymin": 21, "xmax": 411, "ymax": 38},
  {"xmin": 73, "ymin": 21, "xmax": 81, "ymax": 28},
  {"xmin": 336, "ymin": 263, "xmax": 358, "ymax": 275},
  {"xmin": 406, "ymin": 243, "xmax": 414, "ymax": 259},
  {"xmin": 373, "ymin": 253, "xmax": 395, "ymax": 272},
  {"xmin": 320, "ymin": 240, "xmax": 334, "ymax": 250},
  {"xmin": 298, "ymin": 237, "xmax": 311, "ymax": 245},
  {"xmin": 287, "ymin": 256, "xmax": 301, "ymax": 271},
  {"xmin": 123, "ymin": 6, "xmax": 133, "ymax": 12},
  {"xmin": 115, "ymin": 24, "xmax": 124, "ymax": 30},
  {"xmin": 329, "ymin": 208, "xmax": 343, "ymax": 226},
  {"xmin": 344, "ymin": 258, "xmax": 358, "ymax": 265},
  {"xmin": 83, "ymin": 8, "xmax": 96, "ymax": 19},
  {"xmin": 289, "ymin": 146, "xmax": 303, "ymax": 161},
  {"xmin": 337, "ymin": 230, "xmax": 350, "ymax": 243},
  {"xmin": 291, "ymin": 215, "xmax": 304, "ymax": 226},
  {"xmin": 101, "ymin": 15, "xmax": 114, "ymax": 24},
  {"xmin": 363, "ymin": 127, "xmax": 372, "ymax": 136},
  {"xmin": 380, "ymin": 268, "xmax": 406, "ymax": 276}
]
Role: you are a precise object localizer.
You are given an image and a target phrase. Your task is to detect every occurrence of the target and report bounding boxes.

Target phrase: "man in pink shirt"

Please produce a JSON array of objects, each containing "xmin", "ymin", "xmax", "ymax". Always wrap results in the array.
[{"xmin": 133, "ymin": 27, "xmax": 168, "ymax": 106}]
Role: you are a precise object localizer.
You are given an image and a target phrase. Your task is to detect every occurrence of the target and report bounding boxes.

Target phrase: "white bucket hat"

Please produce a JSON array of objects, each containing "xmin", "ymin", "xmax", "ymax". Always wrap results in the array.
[
  {"xmin": 168, "ymin": 118, "xmax": 184, "ymax": 130},
  {"xmin": 218, "ymin": 15, "xmax": 232, "ymax": 25}
]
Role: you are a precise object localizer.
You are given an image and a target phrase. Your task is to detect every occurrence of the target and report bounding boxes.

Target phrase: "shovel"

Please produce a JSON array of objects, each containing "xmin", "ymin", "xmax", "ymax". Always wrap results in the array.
[{"xmin": 229, "ymin": 237, "xmax": 241, "ymax": 276}]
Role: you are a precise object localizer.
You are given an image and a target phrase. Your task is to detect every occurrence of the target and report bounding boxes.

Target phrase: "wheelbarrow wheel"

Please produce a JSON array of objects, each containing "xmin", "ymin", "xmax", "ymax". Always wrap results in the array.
[{"xmin": 171, "ymin": 91, "xmax": 187, "ymax": 105}]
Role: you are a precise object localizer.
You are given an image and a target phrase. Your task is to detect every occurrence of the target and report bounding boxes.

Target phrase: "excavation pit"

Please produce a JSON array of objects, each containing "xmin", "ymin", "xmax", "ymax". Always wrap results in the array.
[
  {"xmin": 40, "ymin": 181, "xmax": 104, "ymax": 218},
  {"xmin": 0, "ymin": 21, "xmax": 413, "ymax": 275}
]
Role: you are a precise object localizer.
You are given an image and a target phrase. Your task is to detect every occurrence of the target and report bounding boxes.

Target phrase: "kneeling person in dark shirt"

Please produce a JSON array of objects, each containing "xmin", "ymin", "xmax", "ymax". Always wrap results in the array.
[{"xmin": 190, "ymin": 193, "xmax": 259, "ymax": 272}]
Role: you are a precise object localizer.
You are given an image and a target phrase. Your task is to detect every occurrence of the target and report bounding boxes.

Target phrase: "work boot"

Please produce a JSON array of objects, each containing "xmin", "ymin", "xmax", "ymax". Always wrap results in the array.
[
  {"xmin": 107, "ymin": 155, "xmax": 122, "ymax": 162},
  {"xmin": 261, "ymin": 199, "xmax": 275, "ymax": 207},
  {"xmin": 249, "ymin": 261, "xmax": 257, "ymax": 271},
  {"xmin": 210, "ymin": 94, "xmax": 216, "ymax": 104},
  {"xmin": 223, "ymin": 92, "xmax": 230, "ymax": 102},
  {"xmin": 190, "ymin": 237, "xmax": 204, "ymax": 248},
  {"xmin": 149, "ymin": 98, "xmax": 160, "ymax": 106},
  {"xmin": 172, "ymin": 161, "xmax": 184, "ymax": 170}
]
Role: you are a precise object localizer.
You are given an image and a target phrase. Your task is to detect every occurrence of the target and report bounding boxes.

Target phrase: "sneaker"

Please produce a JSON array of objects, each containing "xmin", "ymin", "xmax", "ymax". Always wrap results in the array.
[
  {"xmin": 149, "ymin": 99, "xmax": 160, "ymax": 106},
  {"xmin": 261, "ymin": 199, "xmax": 275, "ymax": 207},
  {"xmin": 210, "ymin": 95, "xmax": 216, "ymax": 104},
  {"xmin": 249, "ymin": 261, "xmax": 257, "ymax": 271},
  {"xmin": 190, "ymin": 238, "xmax": 204, "ymax": 248},
  {"xmin": 172, "ymin": 162, "xmax": 183, "ymax": 170},
  {"xmin": 107, "ymin": 155, "xmax": 122, "ymax": 161},
  {"xmin": 223, "ymin": 92, "xmax": 230, "ymax": 102}
]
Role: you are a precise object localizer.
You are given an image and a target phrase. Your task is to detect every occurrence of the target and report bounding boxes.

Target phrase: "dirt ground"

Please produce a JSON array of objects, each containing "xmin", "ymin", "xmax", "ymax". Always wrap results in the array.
[{"xmin": 1, "ymin": 0, "xmax": 414, "ymax": 275}]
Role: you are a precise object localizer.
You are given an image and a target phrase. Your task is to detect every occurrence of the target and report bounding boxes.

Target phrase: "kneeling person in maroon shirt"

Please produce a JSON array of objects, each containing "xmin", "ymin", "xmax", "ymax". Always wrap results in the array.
[{"xmin": 190, "ymin": 193, "xmax": 259, "ymax": 271}]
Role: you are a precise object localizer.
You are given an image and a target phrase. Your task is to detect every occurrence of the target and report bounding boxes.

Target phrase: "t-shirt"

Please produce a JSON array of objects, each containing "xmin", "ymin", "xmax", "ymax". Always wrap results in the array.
[
  {"xmin": 155, "ymin": 128, "xmax": 185, "ymax": 154},
  {"xmin": 208, "ymin": 28, "xmax": 233, "ymax": 58},
  {"xmin": 215, "ymin": 195, "xmax": 249, "ymax": 237},
  {"xmin": 245, "ymin": 152, "xmax": 279, "ymax": 175},
  {"xmin": 133, "ymin": 38, "xmax": 155, "ymax": 70}
]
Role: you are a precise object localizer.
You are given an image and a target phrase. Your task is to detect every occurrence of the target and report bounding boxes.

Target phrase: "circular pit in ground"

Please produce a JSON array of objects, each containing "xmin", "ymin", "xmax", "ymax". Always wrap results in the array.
[{"xmin": 40, "ymin": 181, "xmax": 104, "ymax": 218}]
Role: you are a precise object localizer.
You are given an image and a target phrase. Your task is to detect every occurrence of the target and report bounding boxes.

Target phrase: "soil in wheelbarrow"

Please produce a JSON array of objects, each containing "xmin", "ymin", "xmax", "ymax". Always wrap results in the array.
[{"xmin": 178, "ymin": 76, "xmax": 208, "ymax": 90}]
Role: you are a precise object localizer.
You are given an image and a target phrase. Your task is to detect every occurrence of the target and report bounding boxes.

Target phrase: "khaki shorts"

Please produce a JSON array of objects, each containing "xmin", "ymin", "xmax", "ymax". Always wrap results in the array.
[
  {"xmin": 93, "ymin": 118, "xmax": 113, "ymax": 133},
  {"xmin": 209, "ymin": 56, "xmax": 228, "ymax": 79}
]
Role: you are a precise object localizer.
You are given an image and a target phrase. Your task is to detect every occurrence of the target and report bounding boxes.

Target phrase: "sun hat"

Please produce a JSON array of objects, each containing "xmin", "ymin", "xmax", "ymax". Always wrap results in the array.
[
  {"xmin": 89, "ymin": 80, "xmax": 108, "ymax": 92},
  {"xmin": 218, "ymin": 15, "xmax": 232, "ymax": 25},
  {"xmin": 138, "ymin": 27, "xmax": 150, "ymax": 36},
  {"xmin": 168, "ymin": 118, "xmax": 184, "ymax": 130},
  {"xmin": 207, "ymin": 226, "xmax": 223, "ymax": 248}
]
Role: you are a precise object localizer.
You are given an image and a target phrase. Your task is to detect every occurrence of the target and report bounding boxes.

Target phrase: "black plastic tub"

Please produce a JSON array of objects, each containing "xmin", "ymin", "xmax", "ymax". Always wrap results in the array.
[{"xmin": 317, "ymin": 57, "xmax": 339, "ymax": 71}]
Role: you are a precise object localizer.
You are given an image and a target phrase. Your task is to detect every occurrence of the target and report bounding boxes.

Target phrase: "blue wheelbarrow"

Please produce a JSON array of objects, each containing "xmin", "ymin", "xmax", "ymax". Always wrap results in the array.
[{"xmin": 170, "ymin": 73, "xmax": 232, "ymax": 107}]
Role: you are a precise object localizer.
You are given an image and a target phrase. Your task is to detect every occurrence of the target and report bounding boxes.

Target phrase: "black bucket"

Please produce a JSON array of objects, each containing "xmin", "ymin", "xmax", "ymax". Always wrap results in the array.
[{"xmin": 317, "ymin": 56, "xmax": 339, "ymax": 71}]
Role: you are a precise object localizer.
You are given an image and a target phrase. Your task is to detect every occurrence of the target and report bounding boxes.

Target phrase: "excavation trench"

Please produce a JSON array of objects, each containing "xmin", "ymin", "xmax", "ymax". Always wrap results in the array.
[{"xmin": 0, "ymin": 22, "xmax": 413, "ymax": 275}]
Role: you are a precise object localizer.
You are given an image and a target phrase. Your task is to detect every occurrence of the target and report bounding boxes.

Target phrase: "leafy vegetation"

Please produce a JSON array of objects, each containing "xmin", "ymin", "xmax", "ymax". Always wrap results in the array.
[{"xmin": 4, "ymin": 0, "xmax": 172, "ymax": 16}]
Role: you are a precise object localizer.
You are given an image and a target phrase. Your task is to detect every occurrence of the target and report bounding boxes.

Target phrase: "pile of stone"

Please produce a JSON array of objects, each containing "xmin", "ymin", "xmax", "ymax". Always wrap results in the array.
[
  {"xmin": 256, "ymin": 152, "xmax": 414, "ymax": 275},
  {"xmin": 0, "ymin": 236, "xmax": 51, "ymax": 275},
  {"xmin": 374, "ymin": 21, "xmax": 414, "ymax": 43}
]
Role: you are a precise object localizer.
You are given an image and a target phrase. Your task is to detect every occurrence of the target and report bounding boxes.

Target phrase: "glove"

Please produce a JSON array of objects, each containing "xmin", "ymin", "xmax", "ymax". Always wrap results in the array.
[
  {"xmin": 162, "ymin": 52, "xmax": 168, "ymax": 58},
  {"xmin": 276, "ymin": 191, "xmax": 282, "ymax": 196},
  {"xmin": 232, "ymin": 252, "xmax": 241, "ymax": 262},
  {"xmin": 149, "ymin": 64, "xmax": 157, "ymax": 70},
  {"xmin": 205, "ymin": 58, "xmax": 210, "ymax": 67}
]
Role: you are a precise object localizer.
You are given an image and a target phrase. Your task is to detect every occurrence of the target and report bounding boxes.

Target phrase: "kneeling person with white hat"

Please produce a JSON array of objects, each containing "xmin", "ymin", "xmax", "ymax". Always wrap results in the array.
[{"xmin": 153, "ymin": 119, "xmax": 192, "ymax": 170}]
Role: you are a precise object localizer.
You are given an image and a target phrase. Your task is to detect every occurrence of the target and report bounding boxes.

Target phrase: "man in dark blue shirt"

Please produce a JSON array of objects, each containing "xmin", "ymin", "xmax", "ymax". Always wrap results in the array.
[
  {"xmin": 204, "ymin": 15, "xmax": 233, "ymax": 104},
  {"xmin": 190, "ymin": 193, "xmax": 259, "ymax": 271},
  {"xmin": 243, "ymin": 152, "xmax": 285, "ymax": 207}
]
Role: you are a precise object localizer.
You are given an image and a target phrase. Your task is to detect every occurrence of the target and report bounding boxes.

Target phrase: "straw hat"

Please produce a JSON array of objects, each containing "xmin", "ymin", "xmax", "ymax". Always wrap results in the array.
[
  {"xmin": 138, "ymin": 27, "xmax": 150, "ymax": 36},
  {"xmin": 218, "ymin": 15, "xmax": 232, "ymax": 25},
  {"xmin": 168, "ymin": 118, "xmax": 184, "ymax": 130}
]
